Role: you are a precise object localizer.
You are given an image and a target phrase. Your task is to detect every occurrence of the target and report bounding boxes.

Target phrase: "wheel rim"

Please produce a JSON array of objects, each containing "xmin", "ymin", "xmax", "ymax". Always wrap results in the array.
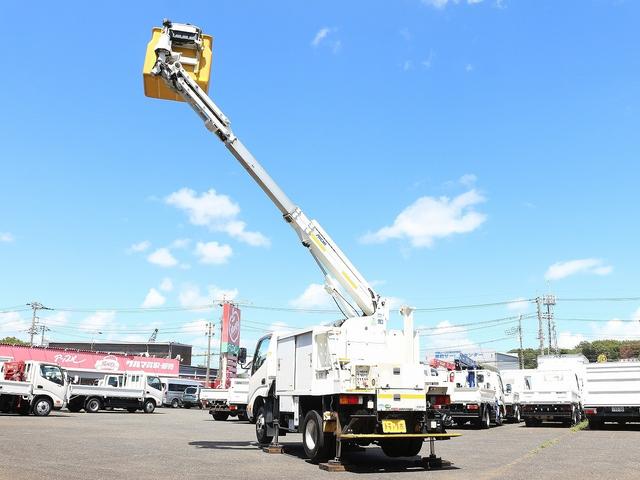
[
  {"xmin": 516, "ymin": 408, "xmax": 520, "ymax": 422},
  {"xmin": 256, "ymin": 413, "xmax": 265, "ymax": 435},
  {"xmin": 89, "ymin": 401, "xmax": 98, "ymax": 411},
  {"xmin": 485, "ymin": 409, "xmax": 490, "ymax": 427},
  {"xmin": 305, "ymin": 419, "xmax": 318, "ymax": 450},
  {"xmin": 36, "ymin": 401, "xmax": 50, "ymax": 415}
]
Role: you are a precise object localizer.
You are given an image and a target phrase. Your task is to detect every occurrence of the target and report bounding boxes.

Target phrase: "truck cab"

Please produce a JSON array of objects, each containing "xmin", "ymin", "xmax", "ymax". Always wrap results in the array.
[{"xmin": 0, "ymin": 360, "xmax": 68, "ymax": 416}]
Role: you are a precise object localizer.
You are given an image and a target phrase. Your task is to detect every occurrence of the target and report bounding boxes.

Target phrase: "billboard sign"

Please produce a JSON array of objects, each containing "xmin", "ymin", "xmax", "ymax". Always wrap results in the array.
[
  {"xmin": 0, "ymin": 344, "xmax": 179, "ymax": 376},
  {"xmin": 221, "ymin": 303, "xmax": 241, "ymax": 354}
]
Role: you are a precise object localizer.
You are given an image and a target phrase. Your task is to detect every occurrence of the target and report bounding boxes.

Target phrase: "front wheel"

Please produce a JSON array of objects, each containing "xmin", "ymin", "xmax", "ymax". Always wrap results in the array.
[
  {"xmin": 32, "ymin": 398, "xmax": 53, "ymax": 417},
  {"xmin": 255, "ymin": 405, "xmax": 273, "ymax": 445},
  {"xmin": 301, "ymin": 410, "xmax": 335, "ymax": 464},
  {"xmin": 143, "ymin": 400, "xmax": 156, "ymax": 414},
  {"xmin": 380, "ymin": 438, "xmax": 423, "ymax": 458}
]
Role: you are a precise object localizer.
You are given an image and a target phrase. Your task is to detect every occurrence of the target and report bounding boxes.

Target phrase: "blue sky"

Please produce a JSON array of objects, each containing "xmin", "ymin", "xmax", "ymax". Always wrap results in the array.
[{"xmin": 1, "ymin": 1, "xmax": 639, "ymax": 363}]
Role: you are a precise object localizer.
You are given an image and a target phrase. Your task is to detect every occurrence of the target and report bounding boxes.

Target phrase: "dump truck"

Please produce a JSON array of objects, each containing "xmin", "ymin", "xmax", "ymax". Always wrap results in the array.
[{"xmin": 143, "ymin": 19, "xmax": 459, "ymax": 467}]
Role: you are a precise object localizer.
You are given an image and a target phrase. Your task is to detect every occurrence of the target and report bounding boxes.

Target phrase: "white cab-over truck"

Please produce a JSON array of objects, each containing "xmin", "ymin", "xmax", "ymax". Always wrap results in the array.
[
  {"xmin": 201, "ymin": 378, "xmax": 250, "ymax": 421},
  {"xmin": 0, "ymin": 360, "xmax": 67, "ymax": 416},
  {"xmin": 500, "ymin": 369, "xmax": 534, "ymax": 423},
  {"xmin": 520, "ymin": 369, "xmax": 582, "ymax": 426},
  {"xmin": 144, "ymin": 19, "xmax": 459, "ymax": 466},
  {"xmin": 448, "ymin": 369, "xmax": 506, "ymax": 429},
  {"xmin": 583, "ymin": 361, "xmax": 640, "ymax": 428},
  {"xmin": 67, "ymin": 372, "xmax": 163, "ymax": 413}
]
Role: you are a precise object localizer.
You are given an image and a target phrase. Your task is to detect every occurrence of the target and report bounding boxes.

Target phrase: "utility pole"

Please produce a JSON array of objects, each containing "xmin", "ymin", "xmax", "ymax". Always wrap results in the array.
[
  {"xmin": 205, "ymin": 321, "xmax": 214, "ymax": 386},
  {"xmin": 536, "ymin": 297, "xmax": 545, "ymax": 355},
  {"xmin": 39, "ymin": 324, "xmax": 50, "ymax": 346},
  {"xmin": 543, "ymin": 294, "xmax": 557, "ymax": 354},
  {"xmin": 26, "ymin": 301, "xmax": 52, "ymax": 347},
  {"xmin": 518, "ymin": 314, "xmax": 524, "ymax": 369}
]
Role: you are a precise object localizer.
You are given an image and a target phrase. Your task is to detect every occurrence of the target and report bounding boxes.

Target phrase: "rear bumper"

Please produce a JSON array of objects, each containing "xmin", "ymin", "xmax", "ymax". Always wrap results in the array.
[
  {"xmin": 208, "ymin": 401, "xmax": 246, "ymax": 414},
  {"xmin": 448, "ymin": 403, "xmax": 481, "ymax": 419},
  {"xmin": 521, "ymin": 404, "xmax": 574, "ymax": 419},
  {"xmin": 585, "ymin": 406, "xmax": 640, "ymax": 421}
]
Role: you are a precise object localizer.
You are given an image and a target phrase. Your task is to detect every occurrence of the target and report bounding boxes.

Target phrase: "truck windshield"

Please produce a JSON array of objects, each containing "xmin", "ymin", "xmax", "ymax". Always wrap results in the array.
[
  {"xmin": 40, "ymin": 365, "xmax": 64, "ymax": 386},
  {"xmin": 147, "ymin": 376, "xmax": 162, "ymax": 391}
]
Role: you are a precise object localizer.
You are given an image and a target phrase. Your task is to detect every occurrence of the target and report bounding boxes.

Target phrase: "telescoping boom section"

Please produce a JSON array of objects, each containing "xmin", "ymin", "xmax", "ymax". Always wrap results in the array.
[{"xmin": 143, "ymin": 20, "xmax": 379, "ymax": 324}]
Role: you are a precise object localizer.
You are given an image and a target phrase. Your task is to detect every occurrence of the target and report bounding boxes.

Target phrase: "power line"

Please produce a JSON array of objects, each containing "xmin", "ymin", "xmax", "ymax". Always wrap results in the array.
[
  {"xmin": 417, "ymin": 314, "xmax": 535, "ymax": 333},
  {"xmin": 414, "ymin": 299, "xmax": 534, "ymax": 312},
  {"xmin": 420, "ymin": 335, "xmax": 515, "ymax": 351}
]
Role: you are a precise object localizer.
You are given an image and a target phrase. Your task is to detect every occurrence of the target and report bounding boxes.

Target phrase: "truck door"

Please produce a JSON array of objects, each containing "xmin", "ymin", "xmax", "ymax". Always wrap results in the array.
[
  {"xmin": 247, "ymin": 334, "xmax": 272, "ymax": 417},
  {"xmin": 38, "ymin": 364, "xmax": 67, "ymax": 408}
]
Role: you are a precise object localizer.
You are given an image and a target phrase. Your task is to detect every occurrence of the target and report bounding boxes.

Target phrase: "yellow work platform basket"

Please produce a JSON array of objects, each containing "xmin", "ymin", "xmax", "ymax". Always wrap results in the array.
[{"xmin": 142, "ymin": 24, "xmax": 213, "ymax": 102}]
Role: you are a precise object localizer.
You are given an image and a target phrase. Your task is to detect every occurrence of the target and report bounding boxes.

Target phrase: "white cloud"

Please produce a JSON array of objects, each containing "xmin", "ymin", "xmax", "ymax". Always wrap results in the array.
[
  {"xmin": 422, "ymin": 320, "xmax": 477, "ymax": 352},
  {"xmin": 0, "ymin": 232, "xmax": 14, "ymax": 243},
  {"xmin": 147, "ymin": 248, "xmax": 178, "ymax": 268},
  {"xmin": 142, "ymin": 288, "xmax": 166, "ymax": 308},
  {"xmin": 506, "ymin": 297, "xmax": 530, "ymax": 313},
  {"xmin": 544, "ymin": 258, "xmax": 613, "ymax": 281},
  {"xmin": 311, "ymin": 27, "xmax": 341, "ymax": 53},
  {"xmin": 422, "ymin": 0, "xmax": 484, "ymax": 8},
  {"xmin": 633, "ymin": 307, "xmax": 640, "ymax": 322},
  {"xmin": 459, "ymin": 173, "xmax": 477, "ymax": 187},
  {"xmin": 465, "ymin": 63, "xmax": 474, "ymax": 72},
  {"xmin": 557, "ymin": 331, "xmax": 586, "ymax": 349},
  {"xmin": 44, "ymin": 312, "xmax": 68, "ymax": 327},
  {"xmin": 178, "ymin": 284, "xmax": 239, "ymax": 308},
  {"xmin": 362, "ymin": 189, "xmax": 487, "ymax": 248},
  {"xmin": 195, "ymin": 241, "xmax": 233, "ymax": 265},
  {"xmin": 159, "ymin": 278, "xmax": 173, "ymax": 292},
  {"xmin": 182, "ymin": 318, "xmax": 209, "ymax": 334},
  {"xmin": 171, "ymin": 238, "xmax": 191, "ymax": 249},
  {"xmin": 127, "ymin": 240, "xmax": 151, "ymax": 253},
  {"xmin": 0, "ymin": 311, "xmax": 29, "ymax": 338},
  {"xmin": 79, "ymin": 311, "xmax": 116, "ymax": 333},
  {"xmin": 166, "ymin": 188, "xmax": 269, "ymax": 247},
  {"xmin": 290, "ymin": 283, "xmax": 334, "ymax": 309}
]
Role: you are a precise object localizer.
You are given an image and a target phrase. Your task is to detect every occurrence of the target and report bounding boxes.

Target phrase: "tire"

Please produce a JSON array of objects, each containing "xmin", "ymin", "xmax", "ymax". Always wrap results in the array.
[
  {"xmin": 480, "ymin": 407, "xmax": 491, "ymax": 429},
  {"xmin": 143, "ymin": 400, "xmax": 156, "ymax": 414},
  {"xmin": 127, "ymin": 408, "xmax": 138, "ymax": 413},
  {"xmin": 183, "ymin": 405, "xmax": 192, "ymax": 409},
  {"xmin": 32, "ymin": 397, "xmax": 53, "ymax": 417},
  {"xmin": 67, "ymin": 402, "xmax": 82, "ymax": 413},
  {"xmin": 212, "ymin": 412, "xmax": 230, "ymax": 421},
  {"xmin": 171, "ymin": 398, "xmax": 180, "ymax": 408},
  {"xmin": 255, "ymin": 405, "xmax": 273, "ymax": 445},
  {"xmin": 380, "ymin": 438, "xmax": 423, "ymax": 458},
  {"xmin": 513, "ymin": 406, "xmax": 521, "ymax": 423},
  {"xmin": 85, "ymin": 398, "xmax": 101, "ymax": 413},
  {"xmin": 524, "ymin": 418, "xmax": 538, "ymax": 427},
  {"xmin": 301, "ymin": 410, "xmax": 335, "ymax": 464}
]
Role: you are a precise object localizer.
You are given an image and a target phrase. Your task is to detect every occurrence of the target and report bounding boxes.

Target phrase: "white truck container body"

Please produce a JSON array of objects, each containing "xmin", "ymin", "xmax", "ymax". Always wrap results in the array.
[
  {"xmin": 520, "ymin": 369, "xmax": 582, "ymax": 426},
  {"xmin": 201, "ymin": 378, "xmax": 250, "ymax": 421},
  {"xmin": 0, "ymin": 360, "xmax": 67, "ymax": 416},
  {"xmin": 583, "ymin": 361, "xmax": 640, "ymax": 428},
  {"xmin": 448, "ymin": 369, "xmax": 506, "ymax": 429},
  {"xmin": 67, "ymin": 372, "xmax": 163, "ymax": 413},
  {"xmin": 500, "ymin": 369, "xmax": 535, "ymax": 423}
]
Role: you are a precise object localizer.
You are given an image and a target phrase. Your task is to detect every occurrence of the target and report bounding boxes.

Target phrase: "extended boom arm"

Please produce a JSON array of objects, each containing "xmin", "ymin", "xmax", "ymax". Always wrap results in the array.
[{"xmin": 150, "ymin": 21, "xmax": 381, "ymax": 322}]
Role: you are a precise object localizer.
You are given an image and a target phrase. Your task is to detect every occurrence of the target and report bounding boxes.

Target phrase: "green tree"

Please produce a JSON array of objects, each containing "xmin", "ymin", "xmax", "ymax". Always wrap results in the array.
[{"xmin": 0, "ymin": 336, "xmax": 28, "ymax": 346}]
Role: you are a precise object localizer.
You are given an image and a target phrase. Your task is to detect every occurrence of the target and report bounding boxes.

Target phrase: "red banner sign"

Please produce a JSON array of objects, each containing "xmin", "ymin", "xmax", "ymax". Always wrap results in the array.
[
  {"xmin": 0, "ymin": 344, "xmax": 179, "ymax": 376},
  {"xmin": 221, "ymin": 303, "xmax": 241, "ymax": 354}
]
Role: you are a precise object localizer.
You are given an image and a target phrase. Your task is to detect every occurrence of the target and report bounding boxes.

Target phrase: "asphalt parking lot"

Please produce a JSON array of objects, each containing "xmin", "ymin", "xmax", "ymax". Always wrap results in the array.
[{"xmin": 1, "ymin": 409, "xmax": 639, "ymax": 480}]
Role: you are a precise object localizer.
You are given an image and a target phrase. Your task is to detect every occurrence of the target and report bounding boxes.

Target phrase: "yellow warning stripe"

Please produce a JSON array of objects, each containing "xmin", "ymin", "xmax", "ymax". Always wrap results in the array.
[
  {"xmin": 309, "ymin": 234, "xmax": 326, "ymax": 252},
  {"xmin": 378, "ymin": 393, "xmax": 425, "ymax": 400},
  {"xmin": 341, "ymin": 271, "xmax": 358, "ymax": 290},
  {"xmin": 339, "ymin": 433, "xmax": 461, "ymax": 439}
]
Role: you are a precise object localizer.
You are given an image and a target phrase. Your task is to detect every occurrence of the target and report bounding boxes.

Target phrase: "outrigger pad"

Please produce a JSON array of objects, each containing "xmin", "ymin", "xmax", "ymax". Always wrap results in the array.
[
  {"xmin": 319, "ymin": 461, "xmax": 347, "ymax": 472},
  {"xmin": 262, "ymin": 445, "xmax": 284, "ymax": 454},
  {"xmin": 420, "ymin": 455, "xmax": 451, "ymax": 470}
]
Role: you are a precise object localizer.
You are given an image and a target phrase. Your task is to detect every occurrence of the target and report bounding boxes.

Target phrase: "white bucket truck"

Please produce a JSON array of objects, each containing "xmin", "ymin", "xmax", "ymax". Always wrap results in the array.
[
  {"xmin": 0, "ymin": 360, "xmax": 67, "ymax": 416},
  {"xmin": 583, "ymin": 361, "xmax": 640, "ymax": 428},
  {"xmin": 67, "ymin": 372, "xmax": 163, "ymax": 413},
  {"xmin": 144, "ymin": 19, "xmax": 460, "ymax": 467}
]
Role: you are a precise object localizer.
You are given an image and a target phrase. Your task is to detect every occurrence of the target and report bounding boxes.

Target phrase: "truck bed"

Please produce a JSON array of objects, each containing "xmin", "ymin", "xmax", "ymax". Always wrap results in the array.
[
  {"xmin": 68, "ymin": 385, "xmax": 145, "ymax": 399},
  {"xmin": 584, "ymin": 363, "xmax": 640, "ymax": 407},
  {"xmin": 0, "ymin": 380, "xmax": 33, "ymax": 396},
  {"xmin": 450, "ymin": 388, "xmax": 496, "ymax": 405},
  {"xmin": 520, "ymin": 389, "xmax": 579, "ymax": 405}
]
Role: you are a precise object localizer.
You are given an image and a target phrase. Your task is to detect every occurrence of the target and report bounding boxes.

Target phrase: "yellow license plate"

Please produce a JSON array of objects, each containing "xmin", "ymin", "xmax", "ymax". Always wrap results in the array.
[{"xmin": 382, "ymin": 419, "xmax": 406, "ymax": 433}]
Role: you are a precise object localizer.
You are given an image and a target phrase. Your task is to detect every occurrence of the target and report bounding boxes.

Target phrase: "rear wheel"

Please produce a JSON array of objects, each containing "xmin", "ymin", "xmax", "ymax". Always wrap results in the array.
[
  {"xmin": 212, "ymin": 412, "xmax": 230, "ymax": 421},
  {"xmin": 255, "ymin": 405, "xmax": 273, "ymax": 445},
  {"xmin": 301, "ymin": 410, "xmax": 335, "ymax": 463},
  {"xmin": 85, "ymin": 398, "xmax": 101, "ymax": 413},
  {"xmin": 380, "ymin": 438, "xmax": 423, "ymax": 458},
  {"xmin": 171, "ymin": 398, "xmax": 180, "ymax": 408},
  {"xmin": 479, "ymin": 407, "xmax": 491, "ymax": 429},
  {"xmin": 524, "ymin": 418, "xmax": 539, "ymax": 427},
  {"xmin": 588, "ymin": 418, "xmax": 603, "ymax": 430},
  {"xmin": 32, "ymin": 397, "xmax": 53, "ymax": 417}
]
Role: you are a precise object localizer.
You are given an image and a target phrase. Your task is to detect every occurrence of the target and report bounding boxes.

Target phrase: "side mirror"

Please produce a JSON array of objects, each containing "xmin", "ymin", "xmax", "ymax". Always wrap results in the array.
[{"xmin": 238, "ymin": 347, "xmax": 247, "ymax": 364}]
